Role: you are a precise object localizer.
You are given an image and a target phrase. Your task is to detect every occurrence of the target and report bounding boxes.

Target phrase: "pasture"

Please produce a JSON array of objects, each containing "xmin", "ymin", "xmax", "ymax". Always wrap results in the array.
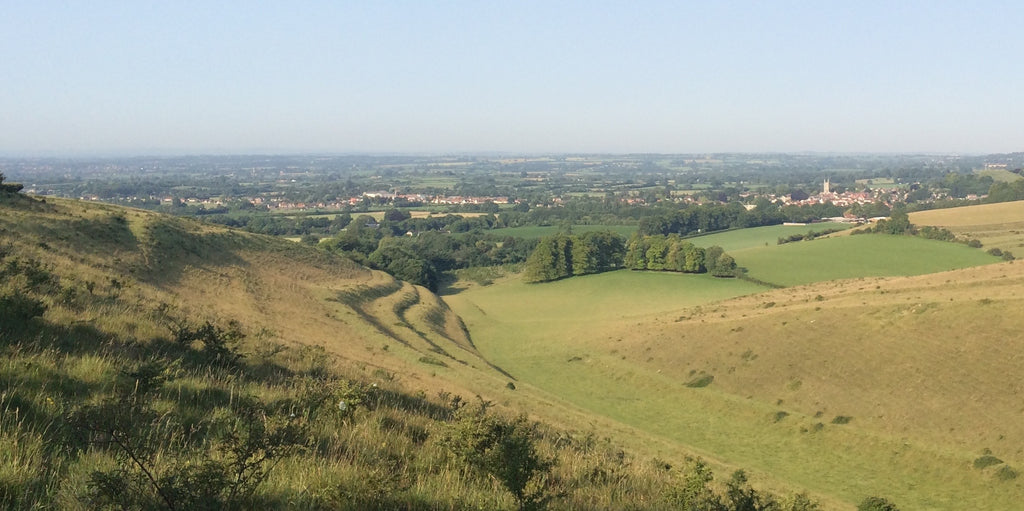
[
  {"xmin": 443, "ymin": 259, "xmax": 1024, "ymax": 510},
  {"xmin": 687, "ymin": 222, "xmax": 853, "ymax": 252},
  {"xmin": 975, "ymin": 168, "xmax": 1023, "ymax": 183},
  {"xmin": 732, "ymin": 234, "xmax": 999, "ymax": 286}
]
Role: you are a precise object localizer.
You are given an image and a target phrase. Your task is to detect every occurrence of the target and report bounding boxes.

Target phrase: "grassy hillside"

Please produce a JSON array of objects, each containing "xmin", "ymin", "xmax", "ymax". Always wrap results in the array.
[
  {"xmin": 445, "ymin": 256, "xmax": 1024, "ymax": 509},
  {"xmin": 7, "ymin": 194, "xmax": 802, "ymax": 510},
  {"xmin": 910, "ymin": 200, "xmax": 1024, "ymax": 255}
]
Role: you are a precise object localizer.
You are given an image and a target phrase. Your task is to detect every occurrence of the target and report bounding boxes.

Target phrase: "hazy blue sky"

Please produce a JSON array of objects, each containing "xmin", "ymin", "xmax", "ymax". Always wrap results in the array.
[{"xmin": 2, "ymin": 1, "xmax": 1021, "ymax": 155}]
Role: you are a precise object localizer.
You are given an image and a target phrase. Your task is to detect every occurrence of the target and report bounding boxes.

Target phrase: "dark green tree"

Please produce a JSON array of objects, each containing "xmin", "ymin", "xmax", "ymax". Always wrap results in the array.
[
  {"xmin": 624, "ymin": 235, "xmax": 650, "ymax": 269},
  {"xmin": 711, "ymin": 254, "xmax": 737, "ymax": 277},
  {"xmin": 704, "ymin": 245, "xmax": 724, "ymax": 273},
  {"xmin": 523, "ymin": 237, "xmax": 562, "ymax": 283}
]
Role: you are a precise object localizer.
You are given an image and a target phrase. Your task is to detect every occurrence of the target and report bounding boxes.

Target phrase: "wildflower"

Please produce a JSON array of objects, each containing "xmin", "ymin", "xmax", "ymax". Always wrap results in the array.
[{"xmin": 338, "ymin": 400, "xmax": 347, "ymax": 412}]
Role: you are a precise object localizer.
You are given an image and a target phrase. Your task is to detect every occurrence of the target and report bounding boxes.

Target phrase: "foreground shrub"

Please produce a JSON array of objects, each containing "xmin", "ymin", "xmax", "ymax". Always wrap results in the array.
[
  {"xmin": 858, "ymin": 496, "xmax": 900, "ymax": 511},
  {"xmin": 441, "ymin": 399, "xmax": 555, "ymax": 510}
]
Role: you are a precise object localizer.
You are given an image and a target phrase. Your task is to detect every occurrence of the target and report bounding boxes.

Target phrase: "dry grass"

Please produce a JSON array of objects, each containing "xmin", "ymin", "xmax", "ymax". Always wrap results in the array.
[{"xmin": 911, "ymin": 200, "xmax": 1024, "ymax": 254}]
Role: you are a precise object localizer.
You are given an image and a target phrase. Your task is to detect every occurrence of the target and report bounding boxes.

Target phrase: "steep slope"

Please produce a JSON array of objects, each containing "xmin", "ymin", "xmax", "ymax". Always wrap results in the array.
[{"xmin": 0, "ymin": 195, "xmax": 503, "ymax": 397}]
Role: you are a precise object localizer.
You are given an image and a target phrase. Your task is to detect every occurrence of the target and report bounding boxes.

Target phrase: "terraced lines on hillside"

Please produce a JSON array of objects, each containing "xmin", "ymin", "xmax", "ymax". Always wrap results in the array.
[{"xmin": 331, "ymin": 277, "xmax": 495, "ymax": 372}]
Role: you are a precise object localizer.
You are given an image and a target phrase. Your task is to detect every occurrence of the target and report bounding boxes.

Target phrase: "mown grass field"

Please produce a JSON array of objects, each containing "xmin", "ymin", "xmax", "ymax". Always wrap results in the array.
[
  {"xmin": 444, "ymin": 262, "xmax": 1024, "ymax": 510},
  {"xmin": 488, "ymin": 224, "xmax": 637, "ymax": 240},
  {"xmin": 732, "ymin": 234, "xmax": 999, "ymax": 287},
  {"xmin": 910, "ymin": 200, "xmax": 1024, "ymax": 255}
]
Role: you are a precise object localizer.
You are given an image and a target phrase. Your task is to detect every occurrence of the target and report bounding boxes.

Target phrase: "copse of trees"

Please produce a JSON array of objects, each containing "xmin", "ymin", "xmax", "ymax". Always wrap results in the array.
[
  {"xmin": 322, "ymin": 216, "xmax": 538, "ymax": 290},
  {"xmin": 624, "ymin": 234, "xmax": 737, "ymax": 277},
  {"xmin": 523, "ymin": 231, "xmax": 626, "ymax": 283},
  {"xmin": 986, "ymin": 179, "xmax": 1024, "ymax": 203}
]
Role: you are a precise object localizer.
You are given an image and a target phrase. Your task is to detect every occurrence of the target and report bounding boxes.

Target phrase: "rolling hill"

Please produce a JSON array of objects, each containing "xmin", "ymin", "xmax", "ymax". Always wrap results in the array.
[
  {"xmin": 7, "ymin": 192, "xmax": 1023, "ymax": 510},
  {"xmin": 444, "ymin": 211, "xmax": 1023, "ymax": 509},
  {"xmin": 6, "ymin": 194, "xmax": 697, "ymax": 510},
  {"xmin": 910, "ymin": 199, "xmax": 1024, "ymax": 255}
]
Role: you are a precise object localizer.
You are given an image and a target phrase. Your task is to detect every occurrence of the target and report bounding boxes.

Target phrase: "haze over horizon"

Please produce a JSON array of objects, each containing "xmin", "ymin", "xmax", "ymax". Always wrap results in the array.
[{"xmin": 3, "ymin": 1, "xmax": 1022, "ymax": 157}]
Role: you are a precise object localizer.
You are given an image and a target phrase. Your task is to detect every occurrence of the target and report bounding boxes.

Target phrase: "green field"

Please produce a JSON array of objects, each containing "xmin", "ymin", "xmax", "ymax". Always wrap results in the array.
[
  {"xmin": 733, "ymin": 234, "xmax": 1000, "ymax": 286},
  {"xmin": 488, "ymin": 224, "xmax": 637, "ymax": 239},
  {"xmin": 975, "ymin": 168, "xmax": 1023, "ymax": 183},
  {"xmin": 444, "ymin": 257, "xmax": 1024, "ymax": 509},
  {"xmin": 688, "ymin": 222, "xmax": 853, "ymax": 252}
]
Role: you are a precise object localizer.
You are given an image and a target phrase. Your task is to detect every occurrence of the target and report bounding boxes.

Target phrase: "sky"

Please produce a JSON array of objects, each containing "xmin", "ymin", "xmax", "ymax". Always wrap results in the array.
[{"xmin": 2, "ymin": 1, "xmax": 1022, "ymax": 156}]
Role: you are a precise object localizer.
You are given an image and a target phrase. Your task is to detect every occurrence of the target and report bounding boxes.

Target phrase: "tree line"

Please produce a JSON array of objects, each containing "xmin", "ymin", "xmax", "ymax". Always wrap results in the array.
[
  {"xmin": 522, "ymin": 231, "xmax": 626, "ymax": 283},
  {"xmin": 624, "ymin": 235, "xmax": 737, "ymax": 277},
  {"xmin": 523, "ymin": 232, "xmax": 738, "ymax": 283},
  {"xmin": 637, "ymin": 201, "xmax": 845, "ymax": 238}
]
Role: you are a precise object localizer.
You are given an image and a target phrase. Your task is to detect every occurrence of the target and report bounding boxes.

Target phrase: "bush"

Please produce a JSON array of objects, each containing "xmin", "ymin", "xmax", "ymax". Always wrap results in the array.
[
  {"xmin": 685, "ymin": 374, "xmax": 714, "ymax": 388},
  {"xmin": 171, "ymin": 320, "xmax": 245, "ymax": 367},
  {"xmin": 831, "ymin": 415, "xmax": 852, "ymax": 425},
  {"xmin": 74, "ymin": 365, "xmax": 308, "ymax": 510},
  {"xmin": 973, "ymin": 454, "xmax": 1003, "ymax": 469},
  {"xmin": 0, "ymin": 289, "xmax": 47, "ymax": 333},
  {"xmin": 858, "ymin": 496, "xmax": 900, "ymax": 511},
  {"xmin": 996, "ymin": 465, "xmax": 1019, "ymax": 481},
  {"xmin": 441, "ymin": 400, "xmax": 555, "ymax": 510}
]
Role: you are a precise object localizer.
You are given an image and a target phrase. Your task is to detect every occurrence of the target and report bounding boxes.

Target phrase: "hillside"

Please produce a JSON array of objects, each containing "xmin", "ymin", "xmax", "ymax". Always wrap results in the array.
[
  {"xmin": 0, "ymin": 194, "xmax": 497, "ymax": 392},
  {"xmin": 6, "ymin": 193, "xmax": 1019, "ymax": 510},
  {"xmin": 910, "ymin": 199, "xmax": 1024, "ymax": 255},
  {"xmin": 8, "ymin": 195, "xmax": 761, "ymax": 510},
  {"xmin": 446, "ymin": 238, "xmax": 1023, "ymax": 509}
]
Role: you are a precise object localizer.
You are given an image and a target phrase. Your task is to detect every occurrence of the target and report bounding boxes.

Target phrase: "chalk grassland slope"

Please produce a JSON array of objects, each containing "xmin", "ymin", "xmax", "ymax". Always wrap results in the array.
[
  {"xmin": 0, "ymin": 195, "xmax": 503, "ymax": 396},
  {"xmin": 445, "ymin": 262, "xmax": 1024, "ymax": 509},
  {"xmin": 910, "ymin": 199, "xmax": 1024, "ymax": 254}
]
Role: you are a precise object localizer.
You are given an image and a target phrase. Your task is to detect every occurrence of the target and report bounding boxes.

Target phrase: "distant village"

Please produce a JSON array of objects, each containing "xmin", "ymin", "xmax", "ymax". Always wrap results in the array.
[{"xmin": 67, "ymin": 177, "xmax": 947, "ymax": 218}]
